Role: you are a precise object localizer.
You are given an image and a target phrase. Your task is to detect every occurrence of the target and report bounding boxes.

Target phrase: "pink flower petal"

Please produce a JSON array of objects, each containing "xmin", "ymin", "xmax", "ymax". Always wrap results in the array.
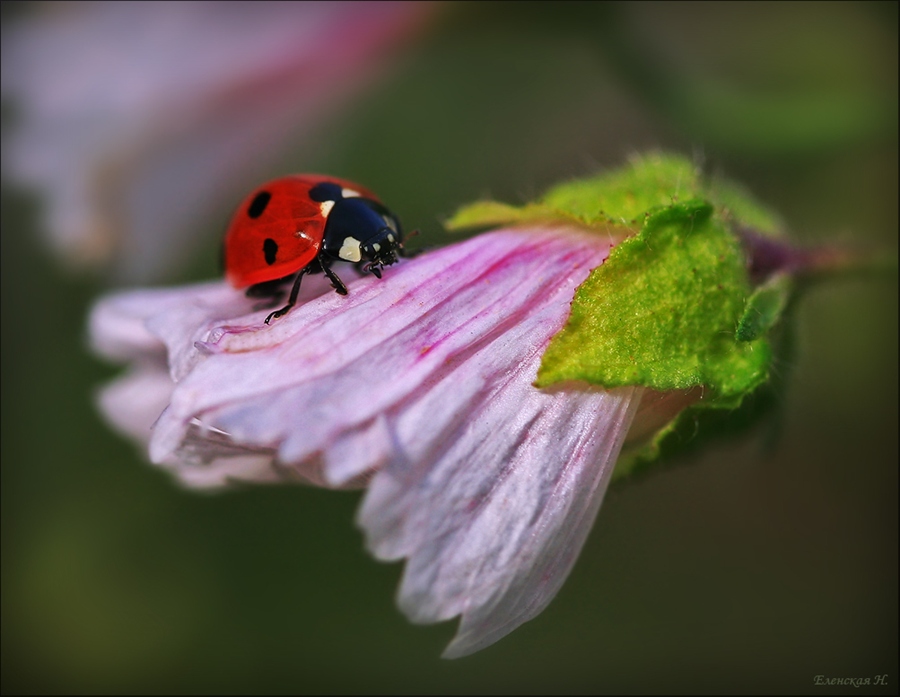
[
  {"xmin": 89, "ymin": 227, "xmax": 651, "ymax": 655},
  {"xmin": 96, "ymin": 364, "xmax": 173, "ymax": 444},
  {"xmin": 361, "ymin": 375, "xmax": 641, "ymax": 657},
  {"xmin": 147, "ymin": 231, "xmax": 613, "ymax": 473}
]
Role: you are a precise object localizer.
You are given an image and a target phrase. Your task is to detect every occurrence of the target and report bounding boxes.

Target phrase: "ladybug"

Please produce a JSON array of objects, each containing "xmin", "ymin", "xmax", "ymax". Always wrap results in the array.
[{"xmin": 224, "ymin": 175, "xmax": 407, "ymax": 323}]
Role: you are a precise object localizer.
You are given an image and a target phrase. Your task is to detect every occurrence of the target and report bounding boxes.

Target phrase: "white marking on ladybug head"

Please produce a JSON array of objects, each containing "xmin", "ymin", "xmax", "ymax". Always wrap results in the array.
[
  {"xmin": 342, "ymin": 188, "xmax": 361, "ymax": 198},
  {"xmin": 319, "ymin": 200, "xmax": 335, "ymax": 217},
  {"xmin": 386, "ymin": 233, "xmax": 395, "ymax": 243},
  {"xmin": 339, "ymin": 236, "xmax": 362, "ymax": 262},
  {"xmin": 373, "ymin": 243, "xmax": 381, "ymax": 252}
]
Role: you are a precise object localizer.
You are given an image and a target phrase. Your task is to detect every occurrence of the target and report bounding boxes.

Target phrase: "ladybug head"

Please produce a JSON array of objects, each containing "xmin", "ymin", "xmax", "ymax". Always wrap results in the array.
[
  {"xmin": 359, "ymin": 221, "xmax": 403, "ymax": 277},
  {"xmin": 322, "ymin": 193, "xmax": 406, "ymax": 276}
]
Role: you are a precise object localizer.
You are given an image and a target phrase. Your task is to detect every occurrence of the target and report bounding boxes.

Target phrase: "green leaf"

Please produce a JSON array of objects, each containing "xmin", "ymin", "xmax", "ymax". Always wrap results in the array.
[
  {"xmin": 540, "ymin": 153, "xmax": 702, "ymax": 226},
  {"xmin": 445, "ymin": 153, "xmax": 782, "ymax": 237},
  {"xmin": 707, "ymin": 178, "xmax": 784, "ymax": 236},
  {"xmin": 444, "ymin": 201, "xmax": 527, "ymax": 230},
  {"xmin": 736, "ymin": 273, "xmax": 792, "ymax": 342},
  {"xmin": 536, "ymin": 200, "xmax": 771, "ymax": 406}
]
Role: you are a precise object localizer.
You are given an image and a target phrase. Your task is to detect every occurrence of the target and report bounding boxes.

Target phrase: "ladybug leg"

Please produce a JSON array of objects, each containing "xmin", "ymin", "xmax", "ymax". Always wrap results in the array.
[
  {"xmin": 321, "ymin": 261, "xmax": 348, "ymax": 296},
  {"xmin": 356, "ymin": 261, "xmax": 383, "ymax": 278},
  {"xmin": 264, "ymin": 269, "xmax": 308, "ymax": 324}
]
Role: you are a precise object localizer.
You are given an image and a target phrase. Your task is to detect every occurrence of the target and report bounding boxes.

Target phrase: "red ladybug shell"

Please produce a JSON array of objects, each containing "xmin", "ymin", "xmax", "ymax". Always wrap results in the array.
[{"xmin": 224, "ymin": 174, "xmax": 379, "ymax": 288}]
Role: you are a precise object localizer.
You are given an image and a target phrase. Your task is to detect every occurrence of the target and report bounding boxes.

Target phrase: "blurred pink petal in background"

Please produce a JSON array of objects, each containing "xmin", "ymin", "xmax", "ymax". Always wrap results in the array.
[{"xmin": 2, "ymin": 1, "xmax": 434, "ymax": 281}]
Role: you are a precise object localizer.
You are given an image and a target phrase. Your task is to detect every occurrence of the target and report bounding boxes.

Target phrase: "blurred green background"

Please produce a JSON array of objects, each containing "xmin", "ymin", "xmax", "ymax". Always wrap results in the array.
[{"xmin": 2, "ymin": 2, "xmax": 897, "ymax": 693}]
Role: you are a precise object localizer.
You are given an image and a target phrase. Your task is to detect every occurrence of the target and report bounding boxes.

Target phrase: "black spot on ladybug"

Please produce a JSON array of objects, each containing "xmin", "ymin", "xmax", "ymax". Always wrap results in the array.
[
  {"xmin": 248, "ymin": 191, "xmax": 272, "ymax": 219},
  {"xmin": 263, "ymin": 238, "xmax": 278, "ymax": 265},
  {"xmin": 308, "ymin": 182, "xmax": 343, "ymax": 203}
]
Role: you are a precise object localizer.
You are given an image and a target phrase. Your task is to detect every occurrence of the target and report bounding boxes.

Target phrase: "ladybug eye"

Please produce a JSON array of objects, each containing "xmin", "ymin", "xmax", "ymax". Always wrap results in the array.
[{"xmin": 248, "ymin": 191, "xmax": 272, "ymax": 219}]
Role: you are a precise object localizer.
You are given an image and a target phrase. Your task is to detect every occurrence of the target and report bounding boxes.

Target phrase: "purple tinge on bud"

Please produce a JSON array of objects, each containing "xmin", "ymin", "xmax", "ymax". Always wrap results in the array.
[{"xmin": 89, "ymin": 227, "xmax": 679, "ymax": 656}]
